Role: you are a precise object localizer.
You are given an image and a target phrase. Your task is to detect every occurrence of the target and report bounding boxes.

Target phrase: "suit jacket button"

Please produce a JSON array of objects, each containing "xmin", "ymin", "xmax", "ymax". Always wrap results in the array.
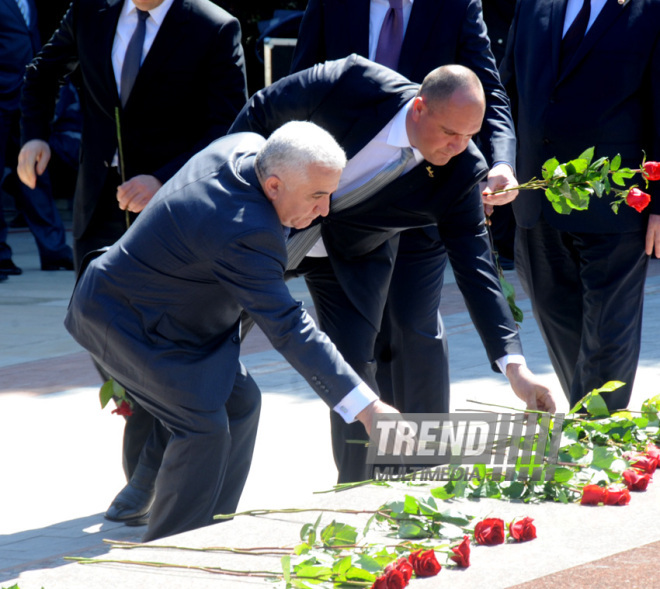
[{"xmin": 232, "ymin": 335, "xmax": 240, "ymax": 344}]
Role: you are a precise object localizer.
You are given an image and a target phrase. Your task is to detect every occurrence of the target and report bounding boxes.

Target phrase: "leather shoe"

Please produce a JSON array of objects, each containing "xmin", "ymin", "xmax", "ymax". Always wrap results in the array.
[
  {"xmin": 125, "ymin": 512, "xmax": 150, "ymax": 527},
  {"xmin": 105, "ymin": 463, "xmax": 157, "ymax": 523},
  {"xmin": 41, "ymin": 257, "xmax": 74, "ymax": 271},
  {"xmin": 0, "ymin": 259, "xmax": 22, "ymax": 275}
]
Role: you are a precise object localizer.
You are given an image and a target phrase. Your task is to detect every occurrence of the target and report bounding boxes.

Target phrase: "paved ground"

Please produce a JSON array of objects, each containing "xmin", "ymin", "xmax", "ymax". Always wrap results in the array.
[{"xmin": 1, "ymin": 222, "xmax": 659, "ymax": 588}]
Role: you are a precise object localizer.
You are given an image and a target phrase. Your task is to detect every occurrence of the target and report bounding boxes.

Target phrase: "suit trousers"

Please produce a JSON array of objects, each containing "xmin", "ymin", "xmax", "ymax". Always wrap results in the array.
[
  {"xmin": 374, "ymin": 227, "xmax": 451, "ymax": 414},
  {"xmin": 103, "ymin": 359, "xmax": 261, "ymax": 542},
  {"xmin": 294, "ymin": 256, "xmax": 379, "ymax": 483},
  {"xmin": 0, "ymin": 108, "xmax": 71, "ymax": 264},
  {"xmin": 515, "ymin": 217, "xmax": 648, "ymax": 410},
  {"xmin": 74, "ymin": 168, "xmax": 148, "ymax": 481}
]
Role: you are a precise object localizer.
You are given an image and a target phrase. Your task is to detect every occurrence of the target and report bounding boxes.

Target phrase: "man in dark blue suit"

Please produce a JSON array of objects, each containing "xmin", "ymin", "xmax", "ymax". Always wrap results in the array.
[
  {"xmin": 289, "ymin": 0, "xmax": 520, "ymax": 433},
  {"xmin": 65, "ymin": 121, "xmax": 399, "ymax": 541},
  {"xmin": 501, "ymin": 0, "xmax": 660, "ymax": 410},
  {"xmin": 230, "ymin": 55, "xmax": 556, "ymax": 482},
  {"xmin": 0, "ymin": 0, "xmax": 73, "ymax": 277},
  {"xmin": 17, "ymin": 0, "xmax": 248, "ymax": 521}
]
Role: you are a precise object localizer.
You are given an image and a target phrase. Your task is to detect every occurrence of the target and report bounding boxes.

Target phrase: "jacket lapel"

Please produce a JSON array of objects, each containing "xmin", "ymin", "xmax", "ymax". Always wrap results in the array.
[
  {"xmin": 398, "ymin": 0, "xmax": 442, "ymax": 78},
  {"xmin": 558, "ymin": 0, "xmax": 630, "ymax": 83},
  {"xmin": 133, "ymin": 0, "xmax": 187, "ymax": 95},
  {"xmin": 97, "ymin": 0, "xmax": 123, "ymax": 105}
]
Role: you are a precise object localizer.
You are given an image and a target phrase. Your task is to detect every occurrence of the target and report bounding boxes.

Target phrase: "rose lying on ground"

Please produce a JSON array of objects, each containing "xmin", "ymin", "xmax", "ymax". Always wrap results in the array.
[
  {"xmin": 508, "ymin": 517, "xmax": 537, "ymax": 542},
  {"xmin": 372, "ymin": 566, "xmax": 407, "ymax": 589},
  {"xmin": 622, "ymin": 469, "xmax": 651, "ymax": 491},
  {"xmin": 603, "ymin": 485, "xmax": 631, "ymax": 506},
  {"xmin": 408, "ymin": 549, "xmax": 441, "ymax": 577},
  {"xmin": 474, "ymin": 518, "xmax": 505, "ymax": 545},
  {"xmin": 580, "ymin": 484, "xmax": 607, "ymax": 505},
  {"xmin": 646, "ymin": 443, "xmax": 660, "ymax": 463},
  {"xmin": 450, "ymin": 535, "xmax": 471, "ymax": 568},
  {"xmin": 625, "ymin": 452, "xmax": 658, "ymax": 475}
]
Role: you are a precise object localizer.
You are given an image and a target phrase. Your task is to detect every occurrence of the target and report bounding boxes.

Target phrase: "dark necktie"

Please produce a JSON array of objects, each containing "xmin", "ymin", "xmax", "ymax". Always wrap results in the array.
[
  {"xmin": 560, "ymin": 0, "xmax": 591, "ymax": 72},
  {"xmin": 15, "ymin": 0, "xmax": 30, "ymax": 27},
  {"xmin": 120, "ymin": 9, "xmax": 150, "ymax": 107},
  {"xmin": 374, "ymin": 0, "xmax": 404, "ymax": 70}
]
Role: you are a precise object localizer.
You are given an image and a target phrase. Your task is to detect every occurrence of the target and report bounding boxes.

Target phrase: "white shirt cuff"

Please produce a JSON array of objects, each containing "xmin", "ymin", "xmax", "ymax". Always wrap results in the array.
[
  {"xmin": 333, "ymin": 382, "xmax": 378, "ymax": 423},
  {"xmin": 495, "ymin": 354, "xmax": 526, "ymax": 374}
]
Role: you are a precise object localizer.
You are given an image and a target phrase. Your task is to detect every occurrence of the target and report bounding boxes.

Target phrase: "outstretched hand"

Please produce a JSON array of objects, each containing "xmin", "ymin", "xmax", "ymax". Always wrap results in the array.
[
  {"xmin": 117, "ymin": 174, "xmax": 162, "ymax": 213},
  {"xmin": 481, "ymin": 163, "xmax": 519, "ymax": 216},
  {"xmin": 356, "ymin": 399, "xmax": 401, "ymax": 438},
  {"xmin": 506, "ymin": 362, "xmax": 557, "ymax": 413}
]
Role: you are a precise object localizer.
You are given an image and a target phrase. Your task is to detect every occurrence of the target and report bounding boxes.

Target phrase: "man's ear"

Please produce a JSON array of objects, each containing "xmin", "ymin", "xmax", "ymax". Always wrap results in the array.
[{"xmin": 262, "ymin": 175, "xmax": 281, "ymax": 202}]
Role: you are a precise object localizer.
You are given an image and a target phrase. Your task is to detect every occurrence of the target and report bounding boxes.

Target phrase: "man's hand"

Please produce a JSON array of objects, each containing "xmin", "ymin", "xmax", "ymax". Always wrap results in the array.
[
  {"xmin": 645, "ymin": 213, "xmax": 660, "ymax": 257},
  {"xmin": 481, "ymin": 163, "xmax": 519, "ymax": 216},
  {"xmin": 17, "ymin": 139, "xmax": 51, "ymax": 189},
  {"xmin": 506, "ymin": 362, "xmax": 557, "ymax": 413},
  {"xmin": 356, "ymin": 399, "xmax": 401, "ymax": 438},
  {"xmin": 117, "ymin": 175, "xmax": 163, "ymax": 213}
]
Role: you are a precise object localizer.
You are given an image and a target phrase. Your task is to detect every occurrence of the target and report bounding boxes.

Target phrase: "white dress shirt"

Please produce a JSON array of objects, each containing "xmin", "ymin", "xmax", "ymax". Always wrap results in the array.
[{"xmin": 111, "ymin": 0, "xmax": 176, "ymax": 96}]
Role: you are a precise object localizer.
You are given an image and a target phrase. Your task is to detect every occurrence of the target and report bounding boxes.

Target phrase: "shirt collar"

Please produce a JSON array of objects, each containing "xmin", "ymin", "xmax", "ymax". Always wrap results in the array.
[
  {"xmin": 123, "ymin": 0, "xmax": 176, "ymax": 26},
  {"xmin": 388, "ymin": 98, "xmax": 423, "ymax": 160}
]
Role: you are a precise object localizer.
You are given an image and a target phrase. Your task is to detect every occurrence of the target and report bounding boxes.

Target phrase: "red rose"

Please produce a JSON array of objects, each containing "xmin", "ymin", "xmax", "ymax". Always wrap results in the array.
[
  {"xmin": 622, "ymin": 469, "xmax": 651, "ymax": 491},
  {"xmin": 449, "ymin": 535, "xmax": 471, "ymax": 568},
  {"xmin": 604, "ymin": 485, "xmax": 631, "ymax": 506},
  {"xmin": 385, "ymin": 558, "xmax": 413, "ymax": 583},
  {"xmin": 580, "ymin": 484, "xmax": 607, "ymax": 505},
  {"xmin": 371, "ymin": 565, "xmax": 408, "ymax": 589},
  {"xmin": 625, "ymin": 187, "xmax": 651, "ymax": 212},
  {"xmin": 408, "ymin": 549, "xmax": 441, "ymax": 577},
  {"xmin": 643, "ymin": 161, "xmax": 660, "ymax": 181},
  {"xmin": 645, "ymin": 443, "xmax": 660, "ymax": 463},
  {"xmin": 474, "ymin": 518, "xmax": 505, "ymax": 545},
  {"xmin": 508, "ymin": 517, "xmax": 537, "ymax": 542},
  {"xmin": 111, "ymin": 399, "xmax": 133, "ymax": 417},
  {"xmin": 629, "ymin": 453, "xmax": 658, "ymax": 474}
]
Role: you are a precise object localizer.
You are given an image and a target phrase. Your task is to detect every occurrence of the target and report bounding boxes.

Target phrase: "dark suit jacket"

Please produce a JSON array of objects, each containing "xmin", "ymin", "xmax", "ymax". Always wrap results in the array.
[
  {"xmin": 0, "ymin": 0, "xmax": 40, "ymax": 111},
  {"xmin": 501, "ymin": 0, "xmax": 660, "ymax": 233},
  {"xmin": 20, "ymin": 0, "xmax": 247, "ymax": 239},
  {"xmin": 290, "ymin": 0, "xmax": 516, "ymax": 168},
  {"xmin": 64, "ymin": 132, "xmax": 364, "ymax": 413},
  {"xmin": 229, "ymin": 55, "xmax": 522, "ymax": 366}
]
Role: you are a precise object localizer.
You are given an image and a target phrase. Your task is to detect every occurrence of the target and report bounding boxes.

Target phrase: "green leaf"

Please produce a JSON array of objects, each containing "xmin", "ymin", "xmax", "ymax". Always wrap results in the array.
[
  {"xmin": 591, "ymin": 446, "xmax": 616, "ymax": 470},
  {"xmin": 552, "ymin": 467, "xmax": 575, "ymax": 483},
  {"xmin": 345, "ymin": 567, "xmax": 377, "ymax": 582},
  {"xmin": 430, "ymin": 486, "xmax": 454, "ymax": 500},
  {"xmin": 541, "ymin": 158, "xmax": 560, "ymax": 181},
  {"xmin": 293, "ymin": 564, "xmax": 333, "ymax": 580},
  {"xmin": 403, "ymin": 494, "xmax": 420, "ymax": 515},
  {"xmin": 320, "ymin": 521, "xmax": 357, "ymax": 547},
  {"xmin": 355, "ymin": 554, "xmax": 384, "ymax": 574},
  {"xmin": 577, "ymin": 146, "xmax": 595, "ymax": 164},
  {"xmin": 585, "ymin": 393, "xmax": 610, "ymax": 418},
  {"xmin": 281, "ymin": 555, "xmax": 291, "ymax": 584},
  {"xmin": 611, "ymin": 154, "xmax": 621, "ymax": 172},
  {"xmin": 397, "ymin": 521, "xmax": 431, "ymax": 539},
  {"xmin": 99, "ymin": 380, "xmax": 115, "ymax": 409},
  {"xmin": 332, "ymin": 556, "xmax": 352, "ymax": 576}
]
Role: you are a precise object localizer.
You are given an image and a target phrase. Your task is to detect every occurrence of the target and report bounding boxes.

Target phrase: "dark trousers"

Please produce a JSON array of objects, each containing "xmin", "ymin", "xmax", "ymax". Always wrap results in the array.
[
  {"xmin": 374, "ymin": 227, "xmax": 450, "ymax": 414},
  {"xmin": 294, "ymin": 256, "xmax": 380, "ymax": 483},
  {"xmin": 101, "ymin": 360, "xmax": 261, "ymax": 542},
  {"xmin": 0, "ymin": 108, "xmax": 71, "ymax": 264},
  {"xmin": 515, "ymin": 218, "xmax": 648, "ymax": 410},
  {"xmin": 74, "ymin": 168, "xmax": 147, "ymax": 480}
]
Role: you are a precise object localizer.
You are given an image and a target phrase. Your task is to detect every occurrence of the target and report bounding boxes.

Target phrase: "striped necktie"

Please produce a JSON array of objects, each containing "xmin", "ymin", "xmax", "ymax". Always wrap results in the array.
[
  {"xmin": 15, "ymin": 0, "xmax": 30, "ymax": 27},
  {"xmin": 286, "ymin": 147, "xmax": 414, "ymax": 270}
]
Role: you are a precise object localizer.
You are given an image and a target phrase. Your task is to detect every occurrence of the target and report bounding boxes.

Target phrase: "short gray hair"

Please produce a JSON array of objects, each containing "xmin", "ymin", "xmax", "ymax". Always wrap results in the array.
[{"xmin": 255, "ymin": 121, "xmax": 346, "ymax": 181}]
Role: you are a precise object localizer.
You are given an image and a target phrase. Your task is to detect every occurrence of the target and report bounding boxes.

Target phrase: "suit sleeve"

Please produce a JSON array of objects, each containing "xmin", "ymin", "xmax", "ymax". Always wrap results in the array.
[
  {"xmin": 289, "ymin": 0, "xmax": 327, "ymax": 73},
  {"xmin": 153, "ymin": 16, "xmax": 247, "ymax": 183},
  {"xmin": 214, "ymin": 228, "xmax": 364, "ymax": 408},
  {"xmin": 458, "ymin": 0, "xmax": 516, "ymax": 168},
  {"xmin": 21, "ymin": 2, "xmax": 78, "ymax": 144},
  {"xmin": 229, "ymin": 60, "xmax": 338, "ymax": 138}
]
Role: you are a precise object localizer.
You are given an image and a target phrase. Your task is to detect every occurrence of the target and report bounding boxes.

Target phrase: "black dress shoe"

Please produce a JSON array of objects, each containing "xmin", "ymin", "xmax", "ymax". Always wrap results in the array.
[
  {"xmin": 0, "ymin": 259, "xmax": 22, "ymax": 275},
  {"xmin": 125, "ymin": 512, "xmax": 150, "ymax": 527},
  {"xmin": 105, "ymin": 463, "xmax": 157, "ymax": 523},
  {"xmin": 40, "ymin": 257, "xmax": 74, "ymax": 271}
]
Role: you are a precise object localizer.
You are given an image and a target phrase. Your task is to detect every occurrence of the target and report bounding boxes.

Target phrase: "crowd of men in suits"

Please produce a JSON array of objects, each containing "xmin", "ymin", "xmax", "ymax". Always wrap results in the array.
[{"xmin": 2, "ymin": 0, "xmax": 658, "ymax": 542}]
